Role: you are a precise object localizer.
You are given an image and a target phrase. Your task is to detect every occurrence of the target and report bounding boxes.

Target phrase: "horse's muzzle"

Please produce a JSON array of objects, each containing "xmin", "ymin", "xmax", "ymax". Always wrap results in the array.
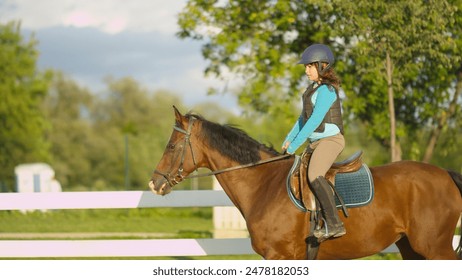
[{"xmin": 149, "ymin": 179, "xmax": 171, "ymax": 196}]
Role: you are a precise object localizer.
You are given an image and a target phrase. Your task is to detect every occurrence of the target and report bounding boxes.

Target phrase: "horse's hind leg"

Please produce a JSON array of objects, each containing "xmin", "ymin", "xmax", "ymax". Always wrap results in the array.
[
  {"xmin": 396, "ymin": 236, "xmax": 424, "ymax": 260},
  {"xmin": 404, "ymin": 208, "xmax": 460, "ymax": 259},
  {"xmin": 405, "ymin": 223, "xmax": 459, "ymax": 259}
]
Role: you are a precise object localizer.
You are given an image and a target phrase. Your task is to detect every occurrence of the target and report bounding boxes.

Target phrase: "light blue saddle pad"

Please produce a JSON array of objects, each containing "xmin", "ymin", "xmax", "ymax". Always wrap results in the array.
[
  {"xmin": 286, "ymin": 156, "xmax": 374, "ymax": 211},
  {"xmin": 334, "ymin": 164, "xmax": 374, "ymax": 208}
]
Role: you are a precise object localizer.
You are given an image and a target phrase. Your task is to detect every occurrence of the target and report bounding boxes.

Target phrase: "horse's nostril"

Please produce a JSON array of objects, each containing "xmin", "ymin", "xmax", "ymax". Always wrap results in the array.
[{"xmin": 148, "ymin": 181, "xmax": 157, "ymax": 192}]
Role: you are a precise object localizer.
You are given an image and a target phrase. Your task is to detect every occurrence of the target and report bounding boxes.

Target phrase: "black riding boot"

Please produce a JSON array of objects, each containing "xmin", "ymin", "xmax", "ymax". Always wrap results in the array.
[{"xmin": 311, "ymin": 176, "xmax": 346, "ymax": 242}]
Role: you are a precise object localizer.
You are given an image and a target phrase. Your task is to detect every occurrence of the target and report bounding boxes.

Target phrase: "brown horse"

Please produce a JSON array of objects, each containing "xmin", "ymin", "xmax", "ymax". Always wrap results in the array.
[{"xmin": 149, "ymin": 106, "xmax": 462, "ymax": 260}]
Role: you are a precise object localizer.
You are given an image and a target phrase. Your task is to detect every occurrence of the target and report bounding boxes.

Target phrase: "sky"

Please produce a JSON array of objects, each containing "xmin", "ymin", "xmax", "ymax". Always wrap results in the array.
[{"xmin": 0, "ymin": 0, "xmax": 239, "ymax": 111}]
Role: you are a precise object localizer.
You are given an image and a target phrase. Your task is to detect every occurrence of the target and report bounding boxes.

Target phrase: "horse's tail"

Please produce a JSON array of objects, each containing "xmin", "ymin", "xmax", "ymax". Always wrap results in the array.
[
  {"xmin": 447, "ymin": 170, "xmax": 462, "ymax": 259},
  {"xmin": 448, "ymin": 170, "xmax": 462, "ymax": 196}
]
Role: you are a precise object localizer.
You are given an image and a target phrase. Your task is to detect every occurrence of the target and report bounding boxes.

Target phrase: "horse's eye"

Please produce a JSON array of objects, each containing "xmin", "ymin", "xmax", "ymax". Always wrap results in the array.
[{"xmin": 167, "ymin": 143, "xmax": 175, "ymax": 150}]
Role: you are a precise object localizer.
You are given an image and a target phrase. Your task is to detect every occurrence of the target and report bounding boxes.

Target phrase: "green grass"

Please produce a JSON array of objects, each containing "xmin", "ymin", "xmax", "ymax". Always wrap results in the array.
[
  {"xmin": 361, "ymin": 253, "xmax": 402, "ymax": 260},
  {"xmin": 0, "ymin": 208, "xmax": 212, "ymax": 234}
]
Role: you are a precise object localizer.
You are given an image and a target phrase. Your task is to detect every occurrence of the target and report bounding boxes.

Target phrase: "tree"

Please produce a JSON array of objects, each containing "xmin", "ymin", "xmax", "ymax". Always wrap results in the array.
[
  {"xmin": 43, "ymin": 72, "xmax": 94, "ymax": 188},
  {"xmin": 177, "ymin": 0, "xmax": 462, "ymax": 163},
  {"xmin": 420, "ymin": 0, "xmax": 462, "ymax": 163},
  {"xmin": 0, "ymin": 21, "xmax": 51, "ymax": 191},
  {"xmin": 91, "ymin": 77, "xmax": 183, "ymax": 189},
  {"xmin": 334, "ymin": 0, "xmax": 460, "ymax": 161}
]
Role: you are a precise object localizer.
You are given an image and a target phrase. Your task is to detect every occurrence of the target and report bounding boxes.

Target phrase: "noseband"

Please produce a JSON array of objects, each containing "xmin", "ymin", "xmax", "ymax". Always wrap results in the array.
[{"xmin": 153, "ymin": 117, "xmax": 198, "ymax": 187}]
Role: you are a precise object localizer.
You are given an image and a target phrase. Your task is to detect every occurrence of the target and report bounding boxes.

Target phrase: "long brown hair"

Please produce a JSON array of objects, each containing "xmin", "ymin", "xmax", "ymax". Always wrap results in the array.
[{"xmin": 319, "ymin": 63, "xmax": 340, "ymax": 92}]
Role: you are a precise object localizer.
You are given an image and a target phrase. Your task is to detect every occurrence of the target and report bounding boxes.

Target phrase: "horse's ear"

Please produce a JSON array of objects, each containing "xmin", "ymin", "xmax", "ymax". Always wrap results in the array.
[{"xmin": 173, "ymin": 105, "xmax": 183, "ymax": 122}]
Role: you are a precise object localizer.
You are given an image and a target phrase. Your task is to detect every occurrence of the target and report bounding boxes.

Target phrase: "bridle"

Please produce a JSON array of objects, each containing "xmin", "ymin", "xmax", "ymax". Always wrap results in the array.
[
  {"xmin": 152, "ymin": 116, "xmax": 291, "ymax": 188},
  {"xmin": 153, "ymin": 116, "xmax": 198, "ymax": 187}
]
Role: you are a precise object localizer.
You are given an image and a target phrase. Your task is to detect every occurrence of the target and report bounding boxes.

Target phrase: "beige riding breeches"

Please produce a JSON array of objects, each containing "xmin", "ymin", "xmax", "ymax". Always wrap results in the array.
[{"xmin": 307, "ymin": 133, "xmax": 345, "ymax": 183}]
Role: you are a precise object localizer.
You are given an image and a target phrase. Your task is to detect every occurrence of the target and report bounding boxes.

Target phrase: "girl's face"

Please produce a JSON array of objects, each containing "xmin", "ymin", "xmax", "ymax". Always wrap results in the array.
[{"xmin": 305, "ymin": 63, "xmax": 319, "ymax": 82}]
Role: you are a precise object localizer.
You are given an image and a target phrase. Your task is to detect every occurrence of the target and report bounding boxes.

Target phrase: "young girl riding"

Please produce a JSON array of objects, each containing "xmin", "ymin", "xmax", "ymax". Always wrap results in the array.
[{"xmin": 282, "ymin": 43, "xmax": 346, "ymax": 242}]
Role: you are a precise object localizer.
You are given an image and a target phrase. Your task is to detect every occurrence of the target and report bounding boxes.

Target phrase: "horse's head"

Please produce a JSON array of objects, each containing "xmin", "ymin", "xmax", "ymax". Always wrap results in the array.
[{"xmin": 149, "ymin": 106, "xmax": 201, "ymax": 195}]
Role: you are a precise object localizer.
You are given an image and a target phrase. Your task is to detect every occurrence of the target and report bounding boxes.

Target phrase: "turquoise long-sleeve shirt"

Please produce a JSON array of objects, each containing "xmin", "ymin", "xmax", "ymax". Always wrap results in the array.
[{"xmin": 283, "ymin": 85, "xmax": 340, "ymax": 154}]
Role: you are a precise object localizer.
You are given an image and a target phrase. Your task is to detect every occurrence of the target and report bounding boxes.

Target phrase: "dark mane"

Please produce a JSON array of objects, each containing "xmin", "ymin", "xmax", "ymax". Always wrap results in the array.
[{"xmin": 185, "ymin": 113, "xmax": 280, "ymax": 164}]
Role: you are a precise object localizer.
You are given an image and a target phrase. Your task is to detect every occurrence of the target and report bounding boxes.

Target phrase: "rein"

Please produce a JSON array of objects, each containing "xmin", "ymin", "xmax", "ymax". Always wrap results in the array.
[
  {"xmin": 153, "ymin": 116, "xmax": 291, "ymax": 187},
  {"xmin": 184, "ymin": 154, "xmax": 291, "ymax": 180}
]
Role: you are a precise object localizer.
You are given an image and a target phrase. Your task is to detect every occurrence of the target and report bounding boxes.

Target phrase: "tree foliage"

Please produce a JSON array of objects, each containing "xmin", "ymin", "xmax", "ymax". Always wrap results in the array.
[
  {"xmin": 333, "ymin": 0, "xmax": 461, "ymax": 161},
  {"xmin": 43, "ymin": 72, "xmax": 94, "ymax": 188},
  {"xmin": 44, "ymin": 75, "xmax": 185, "ymax": 190},
  {"xmin": 0, "ymin": 21, "xmax": 51, "ymax": 190}
]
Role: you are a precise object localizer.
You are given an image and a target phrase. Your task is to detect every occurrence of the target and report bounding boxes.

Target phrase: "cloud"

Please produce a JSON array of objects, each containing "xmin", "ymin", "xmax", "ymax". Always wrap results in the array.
[
  {"xmin": 1, "ymin": 0, "xmax": 185, "ymax": 34},
  {"xmin": 31, "ymin": 26, "xmax": 234, "ymax": 108},
  {"xmin": 34, "ymin": 26, "xmax": 194, "ymax": 76},
  {"xmin": 1, "ymin": 0, "xmax": 239, "ymax": 111}
]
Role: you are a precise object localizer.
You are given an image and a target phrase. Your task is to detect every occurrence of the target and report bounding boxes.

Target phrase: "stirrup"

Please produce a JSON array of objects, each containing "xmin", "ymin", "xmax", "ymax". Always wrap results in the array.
[
  {"xmin": 314, "ymin": 219, "xmax": 346, "ymax": 242},
  {"xmin": 313, "ymin": 217, "xmax": 330, "ymax": 240}
]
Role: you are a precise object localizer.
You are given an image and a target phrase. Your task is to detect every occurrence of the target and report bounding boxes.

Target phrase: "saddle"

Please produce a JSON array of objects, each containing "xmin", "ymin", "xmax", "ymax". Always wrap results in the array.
[{"xmin": 288, "ymin": 150, "xmax": 363, "ymax": 212}]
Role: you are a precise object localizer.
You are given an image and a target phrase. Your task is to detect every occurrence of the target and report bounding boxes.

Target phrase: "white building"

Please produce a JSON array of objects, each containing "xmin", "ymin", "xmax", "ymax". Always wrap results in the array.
[
  {"xmin": 14, "ymin": 163, "xmax": 62, "ymax": 212},
  {"xmin": 15, "ymin": 163, "xmax": 62, "ymax": 193}
]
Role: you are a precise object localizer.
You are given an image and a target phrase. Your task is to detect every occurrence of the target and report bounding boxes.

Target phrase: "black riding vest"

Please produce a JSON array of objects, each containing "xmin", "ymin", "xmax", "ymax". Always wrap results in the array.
[{"xmin": 302, "ymin": 83, "xmax": 344, "ymax": 135}]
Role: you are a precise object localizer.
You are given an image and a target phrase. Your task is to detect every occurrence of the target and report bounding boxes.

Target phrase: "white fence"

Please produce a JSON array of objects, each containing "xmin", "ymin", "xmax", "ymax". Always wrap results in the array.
[
  {"xmin": 0, "ymin": 191, "xmax": 459, "ymax": 258},
  {"xmin": 0, "ymin": 190, "xmax": 231, "ymax": 210},
  {"xmin": 0, "ymin": 190, "xmax": 256, "ymax": 258}
]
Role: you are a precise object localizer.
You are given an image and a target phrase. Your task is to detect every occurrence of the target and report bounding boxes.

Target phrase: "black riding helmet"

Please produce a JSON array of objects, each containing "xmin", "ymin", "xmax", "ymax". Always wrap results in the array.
[{"xmin": 297, "ymin": 44, "xmax": 334, "ymax": 74}]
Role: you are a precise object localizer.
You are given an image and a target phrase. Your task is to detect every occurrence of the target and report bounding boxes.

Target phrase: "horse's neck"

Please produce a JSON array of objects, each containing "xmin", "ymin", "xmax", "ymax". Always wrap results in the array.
[{"xmin": 206, "ymin": 151, "xmax": 278, "ymax": 217}]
